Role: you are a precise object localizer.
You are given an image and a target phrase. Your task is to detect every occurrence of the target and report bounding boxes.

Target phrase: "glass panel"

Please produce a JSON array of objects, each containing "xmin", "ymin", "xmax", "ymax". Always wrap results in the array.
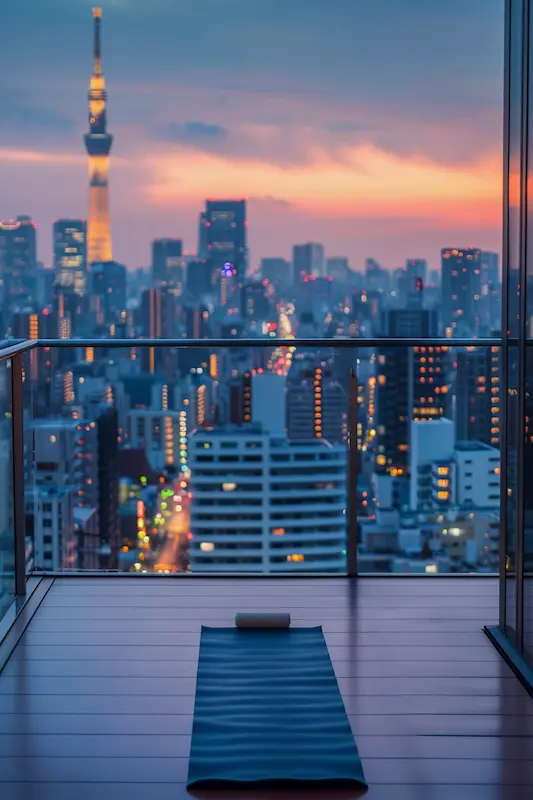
[
  {"xmin": 28, "ymin": 344, "xmax": 353, "ymax": 574},
  {"xmin": 22, "ymin": 349, "xmax": 36, "ymax": 577},
  {"xmin": 0, "ymin": 358, "xmax": 15, "ymax": 620},
  {"xmin": 505, "ymin": 347, "xmax": 519, "ymax": 637},
  {"xmin": 501, "ymin": 0, "xmax": 524, "ymax": 638},
  {"xmin": 357, "ymin": 343, "xmax": 500, "ymax": 574},
  {"xmin": 525, "ymin": 342, "xmax": 533, "ymax": 661}
]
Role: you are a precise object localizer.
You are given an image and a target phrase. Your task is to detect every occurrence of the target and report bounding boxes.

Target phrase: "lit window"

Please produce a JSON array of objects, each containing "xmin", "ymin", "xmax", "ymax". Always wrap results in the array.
[
  {"xmin": 425, "ymin": 564, "xmax": 438, "ymax": 574},
  {"xmin": 200, "ymin": 542, "xmax": 215, "ymax": 552},
  {"xmin": 222, "ymin": 483, "xmax": 237, "ymax": 492}
]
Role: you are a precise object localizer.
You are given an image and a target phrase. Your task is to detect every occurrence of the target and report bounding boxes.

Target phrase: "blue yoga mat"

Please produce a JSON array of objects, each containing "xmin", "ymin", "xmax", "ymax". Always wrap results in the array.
[{"xmin": 187, "ymin": 626, "xmax": 367, "ymax": 789}]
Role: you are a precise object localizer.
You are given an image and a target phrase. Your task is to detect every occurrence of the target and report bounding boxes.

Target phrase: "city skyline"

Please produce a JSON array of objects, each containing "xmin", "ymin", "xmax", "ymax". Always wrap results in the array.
[{"xmin": 0, "ymin": 0, "xmax": 504, "ymax": 270}]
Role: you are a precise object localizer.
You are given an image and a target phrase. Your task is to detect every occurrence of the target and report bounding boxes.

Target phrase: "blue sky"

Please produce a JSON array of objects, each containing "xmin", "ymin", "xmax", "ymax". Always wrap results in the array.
[{"xmin": 0, "ymin": 0, "xmax": 504, "ymax": 270}]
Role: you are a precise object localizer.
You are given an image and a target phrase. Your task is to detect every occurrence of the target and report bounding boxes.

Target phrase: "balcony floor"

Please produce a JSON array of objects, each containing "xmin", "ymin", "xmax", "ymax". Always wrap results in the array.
[{"xmin": 0, "ymin": 576, "xmax": 532, "ymax": 799}]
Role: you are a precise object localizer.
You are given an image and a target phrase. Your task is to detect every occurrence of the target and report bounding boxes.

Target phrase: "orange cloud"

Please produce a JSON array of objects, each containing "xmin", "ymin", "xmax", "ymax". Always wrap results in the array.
[
  {"xmin": 0, "ymin": 148, "xmax": 83, "ymax": 164},
  {"xmin": 143, "ymin": 143, "xmax": 501, "ymax": 226}
]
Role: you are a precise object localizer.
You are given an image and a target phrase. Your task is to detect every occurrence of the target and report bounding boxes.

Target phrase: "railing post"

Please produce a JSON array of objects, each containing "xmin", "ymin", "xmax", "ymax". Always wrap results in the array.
[
  {"xmin": 347, "ymin": 366, "xmax": 358, "ymax": 577},
  {"xmin": 10, "ymin": 352, "xmax": 27, "ymax": 596}
]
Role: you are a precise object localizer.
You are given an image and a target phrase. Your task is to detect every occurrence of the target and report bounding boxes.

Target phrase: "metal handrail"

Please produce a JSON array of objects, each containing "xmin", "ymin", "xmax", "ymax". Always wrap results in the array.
[
  {"xmin": 35, "ymin": 336, "xmax": 503, "ymax": 349},
  {"xmin": 0, "ymin": 340, "xmax": 38, "ymax": 363}
]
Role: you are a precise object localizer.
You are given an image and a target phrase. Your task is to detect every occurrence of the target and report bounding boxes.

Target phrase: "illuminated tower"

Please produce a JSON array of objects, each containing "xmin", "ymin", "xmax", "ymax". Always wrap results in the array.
[{"xmin": 84, "ymin": 8, "xmax": 113, "ymax": 264}]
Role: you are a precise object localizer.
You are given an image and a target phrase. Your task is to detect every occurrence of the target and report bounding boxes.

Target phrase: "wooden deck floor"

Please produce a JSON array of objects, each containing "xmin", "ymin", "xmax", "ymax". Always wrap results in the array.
[{"xmin": 0, "ymin": 576, "xmax": 532, "ymax": 799}]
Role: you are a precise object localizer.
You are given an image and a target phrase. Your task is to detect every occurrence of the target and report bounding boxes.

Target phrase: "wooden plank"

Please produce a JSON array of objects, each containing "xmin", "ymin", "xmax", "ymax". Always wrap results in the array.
[
  {"xmin": 1, "ymin": 658, "xmax": 519, "ymax": 680},
  {"xmin": 10, "ymin": 644, "xmax": 501, "ymax": 662},
  {"xmin": 0, "ymin": 675, "xmax": 527, "ymax": 697},
  {"xmin": 18, "ymin": 630, "xmax": 497, "ymax": 648}
]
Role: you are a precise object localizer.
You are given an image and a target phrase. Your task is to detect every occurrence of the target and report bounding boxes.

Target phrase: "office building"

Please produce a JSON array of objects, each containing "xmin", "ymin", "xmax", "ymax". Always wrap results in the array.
[
  {"xmin": 240, "ymin": 279, "xmax": 271, "ymax": 322},
  {"xmin": 53, "ymin": 220, "xmax": 87, "ymax": 296},
  {"xmin": 441, "ymin": 247, "xmax": 482, "ymax": 334},
  {"xmin": 293, "ymin": 243, "xmax": 325, "ymax": 281},
  {"xmin": 189, "ymin": 427, "xmax": 347, "ymax": 573},
  {"xmin": 186, "ymin": 258, "xmax": 213, "ymax": 299},
  {"xmin": 202, "ymin": 200, "xmax": 247, "ymax": 304},
  {"xmin": 36, "ymin": 263, "xmax": 56, "ymax": 307},
  {"xmin": 326, "ymin": 257, "xmax": 349, "ymax": 284},
  {"xmin": 84, "ymin": 8, "xmax": 113, "ymax": 264},
  {"xmin": 481, "ymin": 251, "xmax": 500, "ymax": 286},
  {"xmin": 92, "ymin": 261, "xmax": 127, "ymax": 322},
  {"xmin": 151, "ymin": 238, "xmax": 183, "ymax": 289},
  {"xmin": 260, "ymin": 258, "xmax": 291, "ymax": 288},
  {"xmin": 0, "ymin": 215, "xmax": 37, "ymax": 314}
]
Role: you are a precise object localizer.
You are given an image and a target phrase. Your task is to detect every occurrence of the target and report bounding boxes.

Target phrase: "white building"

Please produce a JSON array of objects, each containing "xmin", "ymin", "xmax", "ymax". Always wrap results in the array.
[
  {"xmin": 453, "ymin": 442, "xmax": 500, "ymax": 509},
  {"xmin": 31, "ymin": 485, "xmax": 75, "ymax": 571},
  {"xmin": 189, "ymin": 425, "xmax": 346, "ymax": 572},
  {"xmin": 410, "ymin": 418, "xmax": 454, "ymax": 510}
]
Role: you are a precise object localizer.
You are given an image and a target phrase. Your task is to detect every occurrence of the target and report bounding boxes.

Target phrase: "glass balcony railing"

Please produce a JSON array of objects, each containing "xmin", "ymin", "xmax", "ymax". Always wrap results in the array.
[{"xmin": 0, "ymin": 335, "xmax": 504, "ymax": 612}]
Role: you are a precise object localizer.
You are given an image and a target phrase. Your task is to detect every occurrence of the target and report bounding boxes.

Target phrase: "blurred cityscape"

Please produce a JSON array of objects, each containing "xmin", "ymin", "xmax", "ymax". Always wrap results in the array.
[{"xmin": 0, "ymin": 9, "xmax": 505, "ymax": 595}]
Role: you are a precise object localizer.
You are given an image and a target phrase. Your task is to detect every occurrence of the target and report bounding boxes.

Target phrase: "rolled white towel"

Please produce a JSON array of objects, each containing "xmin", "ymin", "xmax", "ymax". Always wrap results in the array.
[{"xmin": 235, "ymin": 612, "xmax": 291, "ymax": 629}]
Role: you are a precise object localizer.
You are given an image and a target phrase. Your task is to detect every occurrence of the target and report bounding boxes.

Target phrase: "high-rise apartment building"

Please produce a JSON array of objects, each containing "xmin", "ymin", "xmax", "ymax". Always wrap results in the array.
[
  {"xmin": 441, "ymin": 247, "xmax": 482, "ymax": 334},
  {"xmin": 151, "ymin": 239, "xmax": 183, "ymax": 290},
  {"xmin": 189, "ymin": 427, "xmax": 347, "ymax": 573},
  {"xmin": 286, "ymin": 357, "xmax": 347, "ymax": 444},
  {"xmin": 128, "ymin": 408, "xmax": 181, "ymax": 471},
  {"xmin": 293, "ymin": 243, "xmax": 325, "ymax": 281},
  {"xmin": 0, "ymin": 216, "xmax": 37, "ymax": 314},
  {"xmin": 456, "ymin": 347, "xmax": 501, "ymax": 447},
  {"xmin": 84, "ymin": 8, "xmax": 113, "ymax": 264},
  {"xmin": 53, "ymin": 219, "xmax": 87, "ymax": 296},
  {"xmin": 376, "ymin": 308, "xmax": 449, "ymax": 473}
]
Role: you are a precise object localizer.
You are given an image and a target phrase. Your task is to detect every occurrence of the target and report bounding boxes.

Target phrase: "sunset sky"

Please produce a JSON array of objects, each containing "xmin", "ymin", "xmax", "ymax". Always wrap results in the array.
[{"xmin": 0, "ymin": 0, "xmax": 504, "ymax": 271}]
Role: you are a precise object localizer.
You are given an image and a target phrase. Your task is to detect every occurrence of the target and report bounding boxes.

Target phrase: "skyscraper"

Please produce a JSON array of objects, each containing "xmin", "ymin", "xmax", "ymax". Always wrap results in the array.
[
  {"xmin": 441, "ymin": 247, "xmax": 482, "ymax": 334},
  {"xmin": 151, "ymin": 239, "xmax": 183, "ymax": 289},
  {"xmin": 293, "ymin": 243, "xmax": 325, "ymax": 281},
  {"xmin": 84, "ymin": 8, "xmax": 113, "ymax": 265},
  {"xmin": 0, "ymin": 216, "xmax": 37, "ymax": 315},
  {"xmin": 202, "ymin": 200, "xmax": 247, "ymax": 303},
  {"xmin": 53, "ymin": 220, "xmax": 87, "ymax": 296},
  {"xmin": 286, "ymin": 356, "xmax": 347, "ymax": 443},
  {"xmin": 376, "ymin": 308, "xmax": 448, "ymax": 473},
  {"xmin": 455, "ymin": 347, "xmax": 501, "ymax": 447}
]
